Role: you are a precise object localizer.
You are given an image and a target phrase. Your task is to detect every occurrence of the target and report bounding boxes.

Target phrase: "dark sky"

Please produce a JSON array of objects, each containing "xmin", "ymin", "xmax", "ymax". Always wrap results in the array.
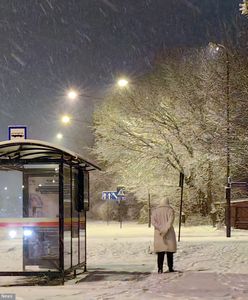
[{"xmin": 0, "ymin": 0, "xmax": 245, "ymax": 153}]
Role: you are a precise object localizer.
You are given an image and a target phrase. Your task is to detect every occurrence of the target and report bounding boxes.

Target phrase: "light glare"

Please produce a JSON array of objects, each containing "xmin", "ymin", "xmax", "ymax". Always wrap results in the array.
[
  {"xmin": 24, "ymin": 229, "xmax": 33, "ymax": 237},
  {"xmin": 117, "ymin": 78, "xmax": 129, "ymax": 88},
  {"xmin": 67, "ymin": 89, "xmax": 78, "ymax": 100},
  {"xmin": 9, "ymin": 230, "xmax": 17, "ymax": 239},
  {"xmin": 62, "ymin": 115, "xmax": 71, "ymax": 124},
  {"xmin": 56, "ymin": 133, "xmax": 63, "ymax": 140}
]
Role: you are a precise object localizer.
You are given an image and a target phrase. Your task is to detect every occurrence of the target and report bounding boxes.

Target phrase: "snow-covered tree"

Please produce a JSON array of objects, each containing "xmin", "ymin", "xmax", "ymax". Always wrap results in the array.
[
  {"xmin": 93, "ymin": 48, "xmax": 248, "ymax": 217},
  {"xmin": 240, "ymin": 0, "xmax": 248, "ymax": 15}
]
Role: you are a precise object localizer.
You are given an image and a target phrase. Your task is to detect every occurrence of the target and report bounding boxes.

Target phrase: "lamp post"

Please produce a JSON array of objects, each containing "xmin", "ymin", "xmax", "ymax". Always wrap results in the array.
[
  {"xmin": 218, "ymin": 44, "xmax": 230, "ymax": 184},
  {"xmin": 209, "ymin": 43, "xmax": 230, "ymax": 183},
  {"xmin": 222, "ymin": 45, "xmax": 230, "ymax": 184},
  {"xmin": 210, "ymin": 42, "xmax": 231, "ymax": 237}
]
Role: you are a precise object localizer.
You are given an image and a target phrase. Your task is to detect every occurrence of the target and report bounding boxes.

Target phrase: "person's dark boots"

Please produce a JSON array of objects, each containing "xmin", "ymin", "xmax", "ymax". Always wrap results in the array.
[
  {"xmin": 167, "ymin": 252, "xmax": 174, "ymax": 272},
  {"xmin": 157, "ymin": 252, "xmax": 165, "ymax": 274}
]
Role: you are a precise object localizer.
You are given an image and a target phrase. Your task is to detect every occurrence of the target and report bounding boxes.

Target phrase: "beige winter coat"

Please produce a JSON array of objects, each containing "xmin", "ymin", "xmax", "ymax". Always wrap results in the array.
[{"xmin": 151, "ymin": 204, "xmax": 177, "ymax": 253}]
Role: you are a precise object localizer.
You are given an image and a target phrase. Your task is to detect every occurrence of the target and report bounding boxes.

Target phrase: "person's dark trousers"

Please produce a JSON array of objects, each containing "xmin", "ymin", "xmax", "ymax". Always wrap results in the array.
[
  {"xmin": 167, "ymin": 252, "xmax": 174, "ymax": 271},
  {"xmin": 157, "ymin": 251, "xmax": 165, "ymax": 273}
]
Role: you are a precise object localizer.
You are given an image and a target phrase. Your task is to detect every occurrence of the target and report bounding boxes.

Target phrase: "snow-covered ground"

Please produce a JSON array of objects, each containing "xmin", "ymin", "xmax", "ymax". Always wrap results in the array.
[{"xmin": 1, "ymin": 221, "xmax": 248, "ymax": 299}]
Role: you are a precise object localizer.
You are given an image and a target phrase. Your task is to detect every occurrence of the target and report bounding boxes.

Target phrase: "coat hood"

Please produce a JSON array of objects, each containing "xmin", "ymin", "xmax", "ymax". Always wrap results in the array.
[{"xmin": 158, "ymin": 198, "xmax": 170, "ymax": 207}]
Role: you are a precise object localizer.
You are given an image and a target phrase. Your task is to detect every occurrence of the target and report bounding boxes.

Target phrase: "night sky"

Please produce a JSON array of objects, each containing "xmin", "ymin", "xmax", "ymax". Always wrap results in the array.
[{"xmin": 0, "ymin": 0, "xmax": 245, "ymax": 153}]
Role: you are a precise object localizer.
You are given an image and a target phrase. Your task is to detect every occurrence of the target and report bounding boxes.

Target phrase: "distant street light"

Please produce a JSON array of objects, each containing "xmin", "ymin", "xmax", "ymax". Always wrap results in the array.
[
  {"xmin": 59, "ymin": 114, "xmax": 90, "ymax": 126},
  {"xmin": 67, "ymin": 89, "xmax": 78, "ymax": 100},
  {"xmin": 56, "ymin": 133, "xmax": 63, "ymax": 140},
  {"xmin": 61, "ymin": 115, "xmax": 71, "ymax": 124},
  {"xmin": 64, "ymin": 87, "xmax": 104, "ymax": 102},
  {"xmin": 117, "ymin": 78, "xmax": 129, "ymax": 88}
]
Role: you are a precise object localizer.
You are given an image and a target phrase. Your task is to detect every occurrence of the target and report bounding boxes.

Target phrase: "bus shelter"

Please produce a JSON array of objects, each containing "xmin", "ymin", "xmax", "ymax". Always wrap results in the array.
[{"xmin": 0, "ymin": 139, "xmax": 100, "ymax": 277}]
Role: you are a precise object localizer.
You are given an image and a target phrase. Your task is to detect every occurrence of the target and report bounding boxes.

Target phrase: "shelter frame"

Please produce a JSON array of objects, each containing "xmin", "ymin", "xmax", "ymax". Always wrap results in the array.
[{"xmin": 0, "ymin": 140, "xmax": 99, "ymax": 277}]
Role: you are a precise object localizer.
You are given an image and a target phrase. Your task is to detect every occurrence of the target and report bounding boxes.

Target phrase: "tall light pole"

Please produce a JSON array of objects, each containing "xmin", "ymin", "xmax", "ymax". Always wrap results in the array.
[
  {"xmin": 210, "ymin": 42, "xmax": 231, "ymax": 237},
  {"xmin": 209, "ymin": 42, "xmax": 230, "ymax": 183},
  {"xmin": 220, "ymin": 44, "xmax": 230, "ymax": 184}
]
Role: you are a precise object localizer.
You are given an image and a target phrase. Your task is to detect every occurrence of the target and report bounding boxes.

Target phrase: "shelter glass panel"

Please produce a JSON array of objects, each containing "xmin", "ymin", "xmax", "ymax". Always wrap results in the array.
[
  {"xmin": 0, "ymin": 165, "xmax": 60, "ymax": 272},
  {"xmin": 79, "ymin": 212, "xmax": 86, "ymax": 264},
  {"xmin": 72, "ymin": 169, "xmax": 79, "ymax": 267},
  {"xmin": 22, "ymin": 165, "xmax": 60, "ymax": 271},
  {"xmin": 0, "ymin": 169, "xmax": 23, "ymax": 271},
  {"xmin": 83, "ymin": 171, "xmax": 89, "ymax": 211},
  {"xmin": 63, "ymin": 166, "xmax": 72, "ymax": 270}
]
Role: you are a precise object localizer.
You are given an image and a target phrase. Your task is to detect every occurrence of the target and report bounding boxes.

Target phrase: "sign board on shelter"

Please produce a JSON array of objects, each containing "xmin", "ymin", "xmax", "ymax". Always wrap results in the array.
[{"xmin": 8, "ymin": 126, "xmax": 27, "ymax": 140}]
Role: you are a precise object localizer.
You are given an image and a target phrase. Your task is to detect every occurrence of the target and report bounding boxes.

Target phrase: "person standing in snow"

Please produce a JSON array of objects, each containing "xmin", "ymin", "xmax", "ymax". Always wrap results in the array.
[{"xmin": 151, "ymin": 198, "xmax": 177, "ymax": 273}]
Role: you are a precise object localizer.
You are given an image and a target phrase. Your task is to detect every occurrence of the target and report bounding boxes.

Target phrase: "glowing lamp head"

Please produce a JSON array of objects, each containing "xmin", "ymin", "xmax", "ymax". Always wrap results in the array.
[
  {"xmin": 56, "ymin": 133, "xmax": 63, "ymax": 140},
  {"xmin": 61, "ymin": 115, "xmax": 71, "ymax": 124},
  {"xmin": 67, "ymin": 89, "xmax": 78, "ymax": 100},
  {"xmin": 117, "ymin": 78, "xmax": 129, "ymax": 88}
]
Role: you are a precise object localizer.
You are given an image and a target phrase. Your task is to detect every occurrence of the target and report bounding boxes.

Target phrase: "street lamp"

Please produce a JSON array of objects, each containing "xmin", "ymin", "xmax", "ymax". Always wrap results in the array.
[
  {"xmin": 56, "ymin": 133, "xmax": 63, "ymax": 140},
  {"xmin": 117, "ymin": 78, "xmax": 129, "ymax": 88},
  {"xmin": 67, "ymin": 89, "xmax": 78, "ymax": 100},
  {"xmin": 65, "ymin": 88, "xmax": 104, "ymax": 101},
  {"xmin": 209, "ymin": 42, "xmax": 230, "ymax": 183},
  {"xmin": 210, "ymin": 42, "xmax": 231, "ymax": 238},
  {"xmin": 61, "ymin": 115, "xmax": 71, "ymax": 125},
  {"xmin": 60, "ymin": 114, "xmax": 90, "ymax": 126}
]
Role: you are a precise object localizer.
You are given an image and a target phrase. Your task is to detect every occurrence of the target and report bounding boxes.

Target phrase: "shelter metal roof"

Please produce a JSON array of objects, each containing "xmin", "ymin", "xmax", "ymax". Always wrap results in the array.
[{"xmin": 0, "ymin": 139, "xmax": 100, "ymax": 171}]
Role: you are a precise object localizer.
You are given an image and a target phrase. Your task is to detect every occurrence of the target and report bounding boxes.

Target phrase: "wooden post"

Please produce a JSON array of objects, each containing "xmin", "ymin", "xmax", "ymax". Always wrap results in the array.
[
  {"xmin": 226, "ymin": 184, "xmax": 231, "ymax": 237},
  {"xmin": 148, "ymin": 191, "xmax": 151, "ymax": 228},
  {"xmin": 118, "ymin": 200, "xmax": 122, "ymax": 229},
  {"xmin": 107, "ymin": 198, "xmax": 109, "ymax": 225},
  {"xmin": 178, "ymin": 172, "xmax": 184, "ymax": 242}
]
